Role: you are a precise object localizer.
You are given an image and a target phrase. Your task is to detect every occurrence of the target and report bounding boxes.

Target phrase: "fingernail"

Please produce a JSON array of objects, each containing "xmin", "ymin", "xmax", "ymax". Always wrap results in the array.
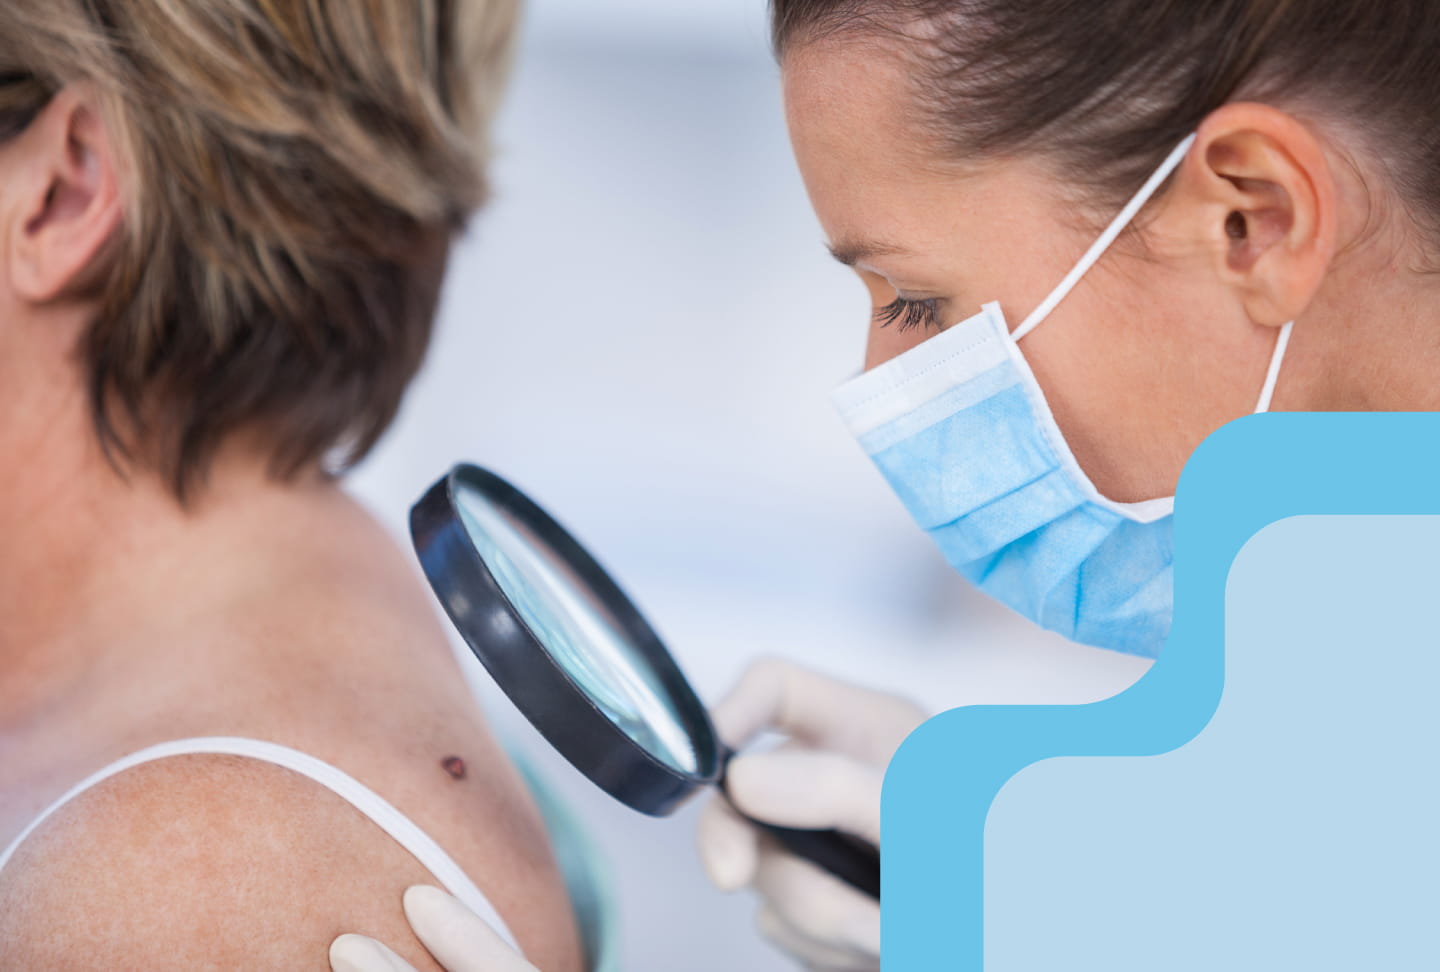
[
  {"xmin": 712, "ymin": 831, "xmax": 756, "ymax": 891},
  {"xmin": 402, "ymin": 884, "xmax": 454, "ymax": 930},
  {"xmin": 701, "ymin": 849, "xmax": 735, "ymax": 890},
  {"xmin": 329, "ymin": 934, "xmax": 393, "ymax": 972}
]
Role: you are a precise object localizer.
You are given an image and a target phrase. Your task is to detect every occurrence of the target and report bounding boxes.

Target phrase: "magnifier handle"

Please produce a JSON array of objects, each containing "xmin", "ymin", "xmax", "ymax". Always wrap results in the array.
[
  {"xmin": 745, "ymin": 817, "xmax": 881, "ymax": 901},
  {"xmin": 716, "ymin": 751, "xmax": 880, "ymax": 900}
]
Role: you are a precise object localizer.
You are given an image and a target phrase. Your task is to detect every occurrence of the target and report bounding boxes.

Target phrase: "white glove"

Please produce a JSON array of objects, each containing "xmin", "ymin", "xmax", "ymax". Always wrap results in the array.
[
  {"xmin": 330, "ymin": 885, "xmax": 538, "ymax": 972},
  {"xmin": 697, "ymin": 658, "xmax": 927, "ymax": 971}
]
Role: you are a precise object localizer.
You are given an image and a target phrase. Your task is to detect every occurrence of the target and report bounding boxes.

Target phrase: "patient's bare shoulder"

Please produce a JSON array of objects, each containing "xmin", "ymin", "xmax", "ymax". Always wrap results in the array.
[{"xmin": 0, "ymin": 754, "xmax": 450, "ymax": 970}]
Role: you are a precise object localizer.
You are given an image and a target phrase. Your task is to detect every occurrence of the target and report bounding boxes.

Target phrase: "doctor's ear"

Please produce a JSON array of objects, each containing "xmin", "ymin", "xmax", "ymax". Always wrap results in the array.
[
  {"xmin": 1176, "ymin": 102, "xmax": 1338, "ymax": 327},
  {"xmin": 5, "ymin": 85, "xmax": 123, "ymax": 305}
]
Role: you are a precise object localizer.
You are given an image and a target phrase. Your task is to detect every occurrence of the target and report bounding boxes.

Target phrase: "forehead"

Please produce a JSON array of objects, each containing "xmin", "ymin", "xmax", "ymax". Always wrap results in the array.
[
  {"xmin": 780, "ymin": 37, "xmax": 971, "ymax": 254},
  {"xmin": 781, "ymin": 35, "xmax": 917, "ymax": 140},
  {"xmin": 780, "ymin": 37, "xmax": 1074, "ymax": 276}
]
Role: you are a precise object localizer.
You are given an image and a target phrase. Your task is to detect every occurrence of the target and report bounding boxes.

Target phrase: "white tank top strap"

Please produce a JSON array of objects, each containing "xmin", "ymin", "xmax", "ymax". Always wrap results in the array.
[{"xmin": 0, "ymin": 736, "xmax": 521, "ymax": 954}]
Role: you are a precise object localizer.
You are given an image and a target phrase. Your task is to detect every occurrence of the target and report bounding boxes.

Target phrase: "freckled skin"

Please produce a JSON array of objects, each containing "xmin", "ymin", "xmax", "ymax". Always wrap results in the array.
[{"xmin": 0, "ymin": 488, "xmax": 585, "ymax": 972}]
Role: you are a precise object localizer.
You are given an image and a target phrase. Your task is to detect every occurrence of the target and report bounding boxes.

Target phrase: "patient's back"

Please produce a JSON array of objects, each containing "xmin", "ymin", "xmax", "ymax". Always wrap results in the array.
[{"xmin": 0, "ymin": 489, "xmax": 584, "ymax": 971}]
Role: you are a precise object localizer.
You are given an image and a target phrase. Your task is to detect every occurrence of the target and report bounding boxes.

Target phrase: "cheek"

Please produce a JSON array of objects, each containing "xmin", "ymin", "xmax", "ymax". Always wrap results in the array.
[
  {"xmin": 1017, "ymin": 279, "xmax": 1265, "ymax": 502},
  {"xmin": 864, "ymin": 320, "xmax": 933, "ymax": 371}
]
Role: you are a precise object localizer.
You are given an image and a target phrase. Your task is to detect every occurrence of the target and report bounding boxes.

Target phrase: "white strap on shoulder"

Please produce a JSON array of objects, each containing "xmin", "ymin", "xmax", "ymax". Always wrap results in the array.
[{"xmin": 0, "ymin": 736, "xmax": 521, "ymax": 954}]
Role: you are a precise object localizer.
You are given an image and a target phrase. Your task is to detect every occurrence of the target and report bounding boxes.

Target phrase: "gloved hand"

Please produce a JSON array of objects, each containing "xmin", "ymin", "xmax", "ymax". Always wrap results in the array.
[
  {"xmin": 330, "ymin": 885, "xmax": 537, "ymax": 972},
  {"xmin": 697, "ymin": 658, "xmax": 927, "ymax": 971}
]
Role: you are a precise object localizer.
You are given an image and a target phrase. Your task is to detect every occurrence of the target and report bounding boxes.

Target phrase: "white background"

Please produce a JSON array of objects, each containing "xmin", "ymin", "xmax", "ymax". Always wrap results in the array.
[{"xmin": 349, "ymin": 3, "xmax": 1151, "ymax": 967}]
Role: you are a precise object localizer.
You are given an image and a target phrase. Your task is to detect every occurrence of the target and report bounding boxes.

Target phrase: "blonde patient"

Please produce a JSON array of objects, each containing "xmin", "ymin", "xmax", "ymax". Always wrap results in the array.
[{"xmin": 0, "ymin": 2, "xmax": 585, "ymax": 969}]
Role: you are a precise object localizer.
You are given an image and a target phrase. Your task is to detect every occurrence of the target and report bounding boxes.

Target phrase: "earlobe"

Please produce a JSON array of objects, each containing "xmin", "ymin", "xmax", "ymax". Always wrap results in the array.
[
  {"xmin": 8, "ymin": 87, "xmax": 122, "ymax": 305},
  {"xmin": 1190, "ymin": 103, "xmax": 1337, "ymax": 327}
]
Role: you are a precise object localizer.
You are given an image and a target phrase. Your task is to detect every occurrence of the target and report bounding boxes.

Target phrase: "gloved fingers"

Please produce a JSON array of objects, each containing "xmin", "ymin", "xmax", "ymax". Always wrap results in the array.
[
  {"xmin": 712, "ymin": 657, "xmax": 850, "ymax": 750},
  {"xmin": 756, "ymin": 906, "xmax": 880, "ymax": 972},
  {"xmin": 402, "ymin": 886, "xmax": 539, "ymax": 972},
  {"xmin": 713, "ymin": 658, "xmax": 927, "ymax": 762},
  {"xmin": 330, "ymin": 933, "xmax": 419, "ymax": 972},
  {"xmin": 753, "ymin": 843, "xmax": 881, "ymax": 959},
  {"xmin": 697, "ymin": 792, "xmax": 762, "ymax": 891},
  {"xmin": 726, "ymin": 749, "xmax": 883, "ymax": 844}
]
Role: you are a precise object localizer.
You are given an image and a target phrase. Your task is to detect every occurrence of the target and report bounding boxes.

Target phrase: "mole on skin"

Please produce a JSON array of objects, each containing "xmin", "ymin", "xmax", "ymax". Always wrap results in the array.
[{"xmin": 441, "ymin": 755, "xmax": 467, "ymax": 780}]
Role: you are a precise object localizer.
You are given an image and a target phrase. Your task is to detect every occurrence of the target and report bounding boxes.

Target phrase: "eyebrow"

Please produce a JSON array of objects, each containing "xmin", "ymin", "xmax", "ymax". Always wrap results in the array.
[{"xmin": 826, "ymin": 239, "xmax": 911, "ymax": 267}]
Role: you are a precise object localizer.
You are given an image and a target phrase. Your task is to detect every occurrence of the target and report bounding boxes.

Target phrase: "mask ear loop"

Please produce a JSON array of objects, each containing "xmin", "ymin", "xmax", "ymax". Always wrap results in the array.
[
  {"xmin": 1008, "ymin": 132, "xmax": 1296, "ymax": 414},
  {"xmin": 1011, "ymin": 134, "xmax": 1198, "ymax": 343},
  {"xmin": 1252, "ymin": 320, "xmax": 1294, "ymax": 413}
]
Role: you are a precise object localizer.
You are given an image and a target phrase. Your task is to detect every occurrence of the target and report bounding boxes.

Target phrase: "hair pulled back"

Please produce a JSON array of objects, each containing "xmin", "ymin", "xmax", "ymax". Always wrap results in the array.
[{"xmin": 773, "ymin": 1, "xmax": 1440, "ymax": 240}]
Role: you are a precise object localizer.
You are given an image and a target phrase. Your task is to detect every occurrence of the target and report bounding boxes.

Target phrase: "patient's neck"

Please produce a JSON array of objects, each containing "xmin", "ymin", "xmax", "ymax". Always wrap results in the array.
[{"xmin": 0, "ymin": 351, "xmax": 336, "ymax": 728}]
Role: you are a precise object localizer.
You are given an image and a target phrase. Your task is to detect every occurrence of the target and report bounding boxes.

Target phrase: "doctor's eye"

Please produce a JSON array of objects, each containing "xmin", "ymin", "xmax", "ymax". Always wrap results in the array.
[{"xmin": 874, "ymin": 296, "xmax": 941, "ymax": 332}]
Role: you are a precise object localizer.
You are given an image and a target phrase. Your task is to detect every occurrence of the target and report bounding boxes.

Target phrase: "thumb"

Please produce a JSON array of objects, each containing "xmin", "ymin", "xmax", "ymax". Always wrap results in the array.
[
  {"xmin": 697, "ymin": 792, "xmax": 763, "ymax": 892},
  {"xmin": 726, "ymin": 749, "xmax": 883, "ymax": 845},
  {"xmin": 403, "ymin": 886, "xmax": 539, "ymax": 972},
  {"xmin": 330, "ymin": 935, "xmax": 419, "ymax": 972}
]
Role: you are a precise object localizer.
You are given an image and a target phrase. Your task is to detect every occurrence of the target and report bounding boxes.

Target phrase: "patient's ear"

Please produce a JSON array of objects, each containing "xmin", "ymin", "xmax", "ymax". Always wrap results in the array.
[
  {"xmin": 5, "ymin": 85, "xmax": 122, "ymax": 304},
  {"xmin": 1170, "ymin": 102, "xmax": 1337, "ymax": 328}
]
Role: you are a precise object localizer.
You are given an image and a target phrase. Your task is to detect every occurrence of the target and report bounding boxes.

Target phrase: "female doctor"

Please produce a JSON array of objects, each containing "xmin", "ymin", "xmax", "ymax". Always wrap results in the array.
[{"xmin": 338, "ymin": 0, "xmax": 1440, "ymax": 968}]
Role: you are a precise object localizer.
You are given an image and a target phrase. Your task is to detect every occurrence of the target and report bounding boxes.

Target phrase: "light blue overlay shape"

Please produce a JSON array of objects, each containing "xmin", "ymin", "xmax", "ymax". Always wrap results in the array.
[
  {"xmin": 987, "ymin": 515, "xmax": 1440, "ymax": 968},
  {"xmin": 882, "ymin": 413, "xmax": 1440, "ymax": 969}
]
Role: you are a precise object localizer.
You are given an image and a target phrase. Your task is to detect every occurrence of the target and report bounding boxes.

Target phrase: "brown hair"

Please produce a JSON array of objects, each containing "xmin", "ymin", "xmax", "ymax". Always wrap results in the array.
[
  {"xmin": 772, "ymin": 1, "xmax": 1440, "ymax": 239},
  {"xmin": 0, "ymin": 1, "xmax": 519, "ymax": 497}
]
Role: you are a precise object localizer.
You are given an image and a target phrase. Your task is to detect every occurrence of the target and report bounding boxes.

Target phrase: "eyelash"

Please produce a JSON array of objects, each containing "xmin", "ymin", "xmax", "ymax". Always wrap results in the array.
[{"xmin": 873, "ymin": 297, "xmax": 941, "ymax": 333}]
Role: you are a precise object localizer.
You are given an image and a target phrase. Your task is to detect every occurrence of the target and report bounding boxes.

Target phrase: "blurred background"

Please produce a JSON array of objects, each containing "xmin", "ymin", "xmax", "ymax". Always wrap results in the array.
[{"xmin": 349, "ymin": 1, "xmax": 1152, "ymax": 967}]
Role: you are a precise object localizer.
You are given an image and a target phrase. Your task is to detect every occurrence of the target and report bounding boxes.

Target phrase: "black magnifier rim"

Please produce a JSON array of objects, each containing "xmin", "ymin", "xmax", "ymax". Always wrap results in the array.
[{"xmin": 410, "ymin": 464, "xmax": 722, "ymax": 817}]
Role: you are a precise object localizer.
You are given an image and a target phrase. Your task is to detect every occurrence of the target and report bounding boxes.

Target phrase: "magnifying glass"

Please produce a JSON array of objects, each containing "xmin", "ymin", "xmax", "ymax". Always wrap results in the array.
[{"xmin": 409, "ymin": 464, "xmax": 880, "ymax": 900}]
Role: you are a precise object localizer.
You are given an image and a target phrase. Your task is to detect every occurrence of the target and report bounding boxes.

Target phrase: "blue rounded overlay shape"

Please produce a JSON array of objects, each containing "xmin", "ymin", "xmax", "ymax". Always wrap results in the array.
[
  {"xmin": 882, "ymin": 413, "xmax": 1440, "ymax": 969},
  {"xmin": 986, "ymin": 514, "xmax": 1440, "ymax": 968}
]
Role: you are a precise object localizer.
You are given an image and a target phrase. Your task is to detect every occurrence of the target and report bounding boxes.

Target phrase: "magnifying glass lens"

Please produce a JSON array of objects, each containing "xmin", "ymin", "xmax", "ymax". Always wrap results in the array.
[
  {"xmin": 453, "ymin": 484, "xmax": 699, "ymax": 775},
  {"xmin": 414, "ymin": 466, "xmax": 879, "ymax": 900}
]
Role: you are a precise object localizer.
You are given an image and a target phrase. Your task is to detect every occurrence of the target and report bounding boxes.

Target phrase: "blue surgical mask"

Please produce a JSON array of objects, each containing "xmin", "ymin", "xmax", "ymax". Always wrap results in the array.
[{"xmin": 831, "ymin": 135, "xmax": 1293, "ymax": 657}]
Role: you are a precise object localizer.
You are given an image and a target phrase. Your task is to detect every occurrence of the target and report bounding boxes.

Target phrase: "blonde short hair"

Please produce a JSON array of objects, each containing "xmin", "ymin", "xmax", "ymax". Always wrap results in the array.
[{"xmin": 0, "ymin": 1, "xmax": 520, "ymax": 495}]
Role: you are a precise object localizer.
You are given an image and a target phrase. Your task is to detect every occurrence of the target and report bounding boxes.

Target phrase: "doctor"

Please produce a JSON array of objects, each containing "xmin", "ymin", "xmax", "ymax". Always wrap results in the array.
[{"xmin": 340, "ymin": 0, "xmax": 1440, "ymax": 967}]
